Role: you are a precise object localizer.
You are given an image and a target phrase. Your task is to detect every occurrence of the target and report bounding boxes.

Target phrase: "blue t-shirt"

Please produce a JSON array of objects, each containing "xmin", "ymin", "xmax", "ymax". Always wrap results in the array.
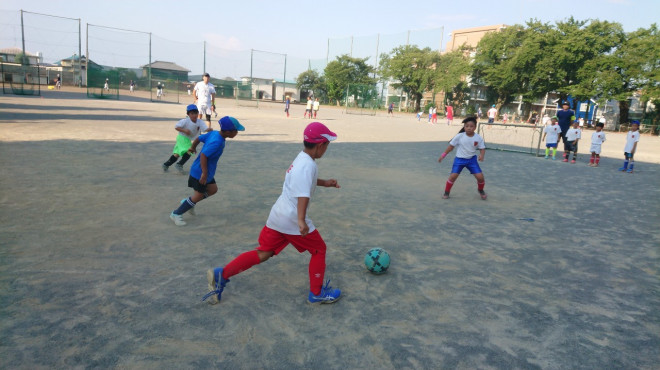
[
  {"xmin": 556, "ymin": 109, "xmax": 575, "ymax": 134},
  {"xmin": 189, "ymin": 131, "xmax": 226, "ymax": 182}
]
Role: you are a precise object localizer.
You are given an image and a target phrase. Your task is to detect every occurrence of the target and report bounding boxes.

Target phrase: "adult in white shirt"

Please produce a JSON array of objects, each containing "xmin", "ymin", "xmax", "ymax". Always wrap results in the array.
[{"xmin": 194, "ymin": 73, "xmax": 216, "ymax": 128}]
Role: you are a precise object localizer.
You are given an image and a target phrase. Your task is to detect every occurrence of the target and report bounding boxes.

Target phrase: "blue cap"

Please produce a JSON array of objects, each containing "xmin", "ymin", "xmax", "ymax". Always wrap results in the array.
[
  {"xmin": 631, "ymin": 120, "xmax": 640, "ymax": 125},
  {"xmin": 186, "ymin": 104, "xmax": 198, "ymax": 112},
  {"xmin": 219, "ymin": 116, "xmax": 245, "ymax": 131},
  {"xmin": 492, "ymin": 104, "xmax": 496, "ymax": 107}
]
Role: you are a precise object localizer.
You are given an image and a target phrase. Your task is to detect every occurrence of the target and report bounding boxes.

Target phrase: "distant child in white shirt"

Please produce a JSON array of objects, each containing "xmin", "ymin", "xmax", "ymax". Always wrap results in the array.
[
  {"xmin": 438, "ymin": 116, "xmax": 487, "ymax": 200},
  {"xmin": 589, "ymin": 122, "xmax": 606, "ymax": 167},
  {"xmin": 416, "ymin": 109, "xmax": 423, "ymax": 121},
  {"xmin": 619, "ymin": 120, "xmax": 640, "ymax": 173},
  {"xmin": 564, "ymin": 120, "xmax": 582, "ymax": 163},
  {"xmin": 541, "ymin": 117, "xmax": 561, "ymax": 160}
]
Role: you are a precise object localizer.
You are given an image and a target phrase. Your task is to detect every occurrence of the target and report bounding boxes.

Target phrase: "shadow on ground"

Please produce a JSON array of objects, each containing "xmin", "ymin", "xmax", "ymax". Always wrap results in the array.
[{"xmin": 0, "ymin": 139, "xmax": 658, "ymax": 368}]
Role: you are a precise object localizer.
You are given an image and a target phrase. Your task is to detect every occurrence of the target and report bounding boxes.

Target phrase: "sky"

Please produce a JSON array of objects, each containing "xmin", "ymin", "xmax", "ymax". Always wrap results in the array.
[{"xmin": 1, "ymin": 0, "xmax": 657, "ymax": 78}]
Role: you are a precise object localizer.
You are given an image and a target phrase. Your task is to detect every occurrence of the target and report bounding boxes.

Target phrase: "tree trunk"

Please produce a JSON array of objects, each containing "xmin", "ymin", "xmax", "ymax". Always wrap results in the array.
[{"xmin": 618, "ymin": 100, "xmax": 630, "ymax": 129}]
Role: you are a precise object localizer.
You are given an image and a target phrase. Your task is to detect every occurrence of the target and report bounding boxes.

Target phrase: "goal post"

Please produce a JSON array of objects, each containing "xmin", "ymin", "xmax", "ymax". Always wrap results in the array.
[{"xmin": 477, "ymin": 122, "xmax": 543, "ymax": 156}]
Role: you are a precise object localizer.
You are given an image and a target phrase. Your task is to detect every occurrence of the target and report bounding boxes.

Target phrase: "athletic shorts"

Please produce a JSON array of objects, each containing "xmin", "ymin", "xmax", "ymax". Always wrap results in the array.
[
  {"xmin": 488, "ymin": 118, "xmax": 494, "ymax": 123},
  {"xmin": 624, "ymin": 152, "xmax": 635, "ymax": 160},
  {"xmin": 257, "ymin": 226, "xmax": 326, "ymax": 256},
  {"xmin": 566, "ymin": 142, "xmax": 578, "ymax": 152},
  {"xmin": 546, "ymin": 143, "xmax": 558, "ymax": 148},
  {"xmin": 305, "ymin": 109, "xmax": 312, "ymax": 113},
  {"xmin": 172, "ymin": 135, "xmax": 192, "ymax": 156},
  {"xmin": 590, "ymin": 144, "xmax": 601, "ymax": 154},
  {"xmin": 451, "ymin": 155, "xmax": 482, "ymax": 175},
  {"xmin": 197, "ymin": 104, "xmax": 212, "ymax": 116},
  {"xmin": 188, "ymin": 175, "xmax": 216, "ymax": 194}
]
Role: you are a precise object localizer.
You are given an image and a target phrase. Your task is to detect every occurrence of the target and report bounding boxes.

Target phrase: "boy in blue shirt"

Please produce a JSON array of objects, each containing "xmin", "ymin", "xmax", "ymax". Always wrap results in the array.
[{"xmin": 169, "ymin": 116, "xmax": 245, "ymax": 226}]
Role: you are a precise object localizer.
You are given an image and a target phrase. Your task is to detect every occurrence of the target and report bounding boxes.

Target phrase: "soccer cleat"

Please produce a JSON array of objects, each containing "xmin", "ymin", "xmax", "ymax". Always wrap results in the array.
[
  {"xmin": 202, "ymin": 267, "xmax": 230, "ymax": 304},
  {"xmin": 618, "ymin": 167, "xmax": 627, "ymax": 171},
  {"xmin": 544, "ymin": 155, "xmax": 549, "ymax": 159},
  {"xmin": 571, "ymin": 159, "xmax": 576, "ymax": 164},
  {"xmin": 169, "ymin": 212, "xmax": 186, "ymax": 226},
  {"xmin": 162, "ymin": 164, "xmax": 169, "ymax": 172},
  {"xmin": 175, "ymin": 163, "xmax": 184, "ymax": 173},
  {"xmin": 479, "ymin": 190, "xmax": 487, "ymax": 200},
  {"xmin": 181, "ymin": 198, "xmax": 195, "ymax": 216},
  {"xmin": 562, "ymin": 158, "xmax": 568, "ymax": 162},
  {"xmin": 627, "ymin": 168, "xmax": 634, "ymax": 173},
  {"xmin": 552, "ymin": 156, "xmax": 556, "ymax": 160},
  {"xmin": 308, "ymin": 280, "xmax": 341, "ymax": 304},
  {"xmin": 442, "ymin": 193, "xmax": 450, "ymax": 199}
]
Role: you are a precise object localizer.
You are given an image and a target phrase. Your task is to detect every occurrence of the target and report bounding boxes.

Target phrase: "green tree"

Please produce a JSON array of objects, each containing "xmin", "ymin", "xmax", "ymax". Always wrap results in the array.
[
  {"xmin": 379, "ymin": 45, "xmax": 438, "ymax": 111},
  {"xmin": 434, "ymin": 48, "xmax": 472, "ymax": 108},
  {"xmin": 550, "ymin": 18, "xmax": 624, "ymax": 101},
  {"xmin": 14, "ymin": 52, "xmax": 30, "ymax": 65},
  {"xmin": 572, "ymin": 24, "xmax": 660, "ymax": 126},
  {"xmin": 296, "ymin": 69, "xmax": 327, "ymax": 102},
  {"xmin": 471, "ymin": 25, "xmax": 527, "ymax": 110},
  {"xmin": 323, "ymin": 55, "xmax": 375, "ymax": 105}
]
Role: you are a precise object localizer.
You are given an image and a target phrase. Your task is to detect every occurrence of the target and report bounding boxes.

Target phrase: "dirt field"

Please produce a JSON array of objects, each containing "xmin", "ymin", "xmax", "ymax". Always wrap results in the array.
[{"xmin": 1, "ymin": 89, "xmax": 659, "ymax": 369}]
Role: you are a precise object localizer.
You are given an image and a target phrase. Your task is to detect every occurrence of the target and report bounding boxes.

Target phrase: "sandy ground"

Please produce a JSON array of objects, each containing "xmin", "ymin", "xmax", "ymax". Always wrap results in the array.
[{"xmin": 1, "ymin": 89, "xmax": 659, "ymax": 369}]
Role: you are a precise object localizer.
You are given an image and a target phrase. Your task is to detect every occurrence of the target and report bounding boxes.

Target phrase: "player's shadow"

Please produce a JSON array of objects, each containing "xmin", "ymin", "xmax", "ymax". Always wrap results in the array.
[
  {"xmin": 0, "ymin": 111, "xmax": 173, "ymax": 122},
  {"xmin": 0, "ymin": 102, "xmax": 143, "ymax": 112}
]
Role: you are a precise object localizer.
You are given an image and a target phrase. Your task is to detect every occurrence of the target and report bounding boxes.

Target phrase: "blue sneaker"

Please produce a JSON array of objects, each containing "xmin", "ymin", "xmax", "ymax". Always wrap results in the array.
[
  {"xmin": 627, "ymin": 168, "xmax": 634, "ymax": 173},
  {"xmin": 308, "ymin": 280, "xmax": 341, "ymax": 304},
  {"xmin": 202, "ymin": 267, "xmax": 230, "ymax": 305}
]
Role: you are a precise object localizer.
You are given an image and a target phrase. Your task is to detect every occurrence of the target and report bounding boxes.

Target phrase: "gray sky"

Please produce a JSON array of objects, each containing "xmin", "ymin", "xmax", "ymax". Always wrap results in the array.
[{"xmin": 1, "ymin": 0, "xmax": 657, "ymax": 79}]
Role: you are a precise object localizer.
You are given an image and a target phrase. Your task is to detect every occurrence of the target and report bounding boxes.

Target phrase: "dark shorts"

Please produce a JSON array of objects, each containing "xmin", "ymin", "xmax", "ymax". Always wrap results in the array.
[
  {"xmin": 451, "ymin": 156, "xmax": 482, "ymax": 175},
  {"xmin": 546, "ymin": 143, "xmax": 558, "ymax": 148},
  {"xmin": 566, "ymin": 142, "xmax": 578, "ymax": 152},
  {"xmin": 624, "ymin": 152, "xmax": 635, "ymax": 160},
  {"xmin": 188, "ymin": 175, "xmax": 216, "ymax": 194},
  {"xmin": 488, "ymin": 118, "xmax": 494, "ymax": 123}
]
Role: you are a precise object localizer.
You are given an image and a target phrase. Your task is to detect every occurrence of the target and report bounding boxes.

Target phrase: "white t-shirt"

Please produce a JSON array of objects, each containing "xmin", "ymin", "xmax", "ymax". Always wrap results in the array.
[
  {"xmin": 313, "ymin": 101, "xmax": 320, "ymax": 110},
  {"xmin": 566, "ymin": 128, "xmax": 582, "ymax": 141},
  {"xmin": 175, "ymin": 117, "xmax": 208, "ymax": 140},
  {"xmin": 591, "ymin": 131, "xmax": 606, "ymax": 145},
  {"xmin": 544, "ymin": 125, "xmax": 562, "ymax": 143},
  {"xmin": 542, "ymin": 115, "xmax": 551, "ymax": 126},
  {"xmin": 194, "ymin": 81, "xmax": 216, "ymax": 106},
  {"xmin": 488, "ymin": 108, "xmax": 497, "ymax": 118},
  {"xmin": 624, "ymin": 130, "xmax": 640, "ymax": 153},
  {"xmin": 449, "ymin": 132, "xmax": 486, "ymax": 159},
  {"xmin": 266, "ymin": 151, "xmax": 318, "ymax": 235},
  {"xmin": 306, "ymin": 99, "xmax": 313, "ymax": 109}
]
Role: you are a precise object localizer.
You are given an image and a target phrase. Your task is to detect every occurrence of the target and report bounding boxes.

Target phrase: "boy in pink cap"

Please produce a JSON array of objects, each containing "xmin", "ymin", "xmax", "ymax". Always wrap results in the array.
[{"xmin": 203, "ymin": 122, "xmax": 342, "ymax": 305}]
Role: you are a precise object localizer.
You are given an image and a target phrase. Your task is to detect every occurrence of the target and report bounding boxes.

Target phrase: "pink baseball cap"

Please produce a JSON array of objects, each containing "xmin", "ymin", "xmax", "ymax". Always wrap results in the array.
[{"xmin": 303, "ymin": 122, "xmax": 337, "ymax": 143}]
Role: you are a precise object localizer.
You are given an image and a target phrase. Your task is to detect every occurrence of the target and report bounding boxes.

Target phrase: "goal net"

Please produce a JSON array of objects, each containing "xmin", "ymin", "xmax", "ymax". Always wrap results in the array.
[
  {"xmin": 1, "ymin": 62, "xmax": 42, "ymax": 96},
  {"xmin": 477, "ymin": 122, "xmax": 543, "ymax": 156},
  {"xmin": 345, "ymin": 83, "xmax": 380, "ymax": 116}
]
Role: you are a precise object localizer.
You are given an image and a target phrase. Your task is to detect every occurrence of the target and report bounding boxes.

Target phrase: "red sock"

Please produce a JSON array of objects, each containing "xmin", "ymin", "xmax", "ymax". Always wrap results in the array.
[
  {"xmin": 595, "ymin": 157, "xmax": 600, "ymax": 164},
  {"xmin": 223, "ymin": 250, "xmax": 261, "ymax": 279},
  {"xmin": 478, "ymin": 181, "xmax": 485, "ymax": 191},
  {"xmin": 444, "ymin": 180, "xmax": 454, "ymax": 194},
  {"xmin": 589, "ymin": 156, "xmax": 595, "ymax": 164},
  {"xmin": 308, "ymin": 251, "xmax": 326, "ymax": 295}
]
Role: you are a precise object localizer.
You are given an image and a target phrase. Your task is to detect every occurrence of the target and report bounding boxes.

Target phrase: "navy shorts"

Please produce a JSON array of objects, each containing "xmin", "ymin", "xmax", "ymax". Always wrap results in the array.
[
  {"xmin": 566, "ymin": 142, "xmax": 578, "ymax": 152},
  {"xmin": 451, "ymin": 156, "xmax": 482, "ymax": 175},
  {"xmin": 188, "ymin": 175, "xmax": 216, "ymax": 193},
  {"xmin": 624, "ymin": 152, "xmax": 635, "ymax": 160},
  {"xmin": 546, "ymin": 143, "xmax": 558, "ymax": 148}
]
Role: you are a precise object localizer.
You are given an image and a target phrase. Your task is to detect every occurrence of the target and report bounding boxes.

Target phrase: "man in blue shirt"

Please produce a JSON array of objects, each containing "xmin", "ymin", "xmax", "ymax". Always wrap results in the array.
[
  {"xmin": 556, "ymin": 101, "xmax": 576, "ymax": 157},
  {"xmin": 169, "ymin": 116, "xmax": 245, "ymax": 226}
]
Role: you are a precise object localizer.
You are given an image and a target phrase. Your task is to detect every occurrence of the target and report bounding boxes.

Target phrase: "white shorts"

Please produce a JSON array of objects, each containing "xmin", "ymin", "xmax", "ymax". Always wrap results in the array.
[
  {"xmin": 590, "ymin": 144, "xmax": 602, "ymax": 154},
  {"xmin": 197, "ymin": 104, "xmax": 212, "ymax": 115}
]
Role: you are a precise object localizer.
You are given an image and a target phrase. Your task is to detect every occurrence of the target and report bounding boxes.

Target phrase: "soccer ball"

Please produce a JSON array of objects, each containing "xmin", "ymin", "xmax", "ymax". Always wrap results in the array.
[{"xmin": 364, "ymin": 248, "xmax": 390, "ymax": 274}]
